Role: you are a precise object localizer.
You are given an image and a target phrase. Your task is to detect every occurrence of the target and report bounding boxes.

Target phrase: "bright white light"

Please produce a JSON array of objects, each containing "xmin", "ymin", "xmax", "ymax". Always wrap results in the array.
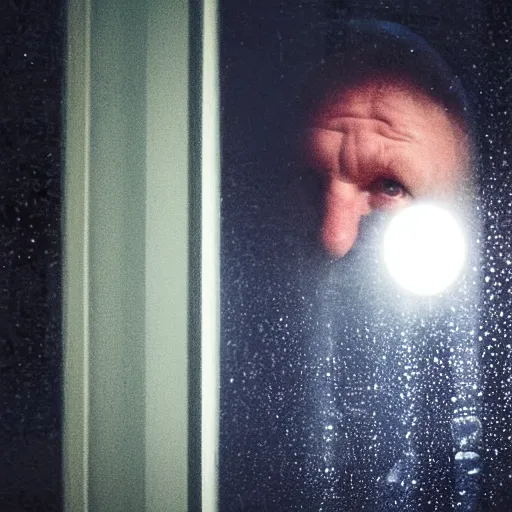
[{"xmin": 383, "ymin": 204, "xmax": 467, "ymax": 296}]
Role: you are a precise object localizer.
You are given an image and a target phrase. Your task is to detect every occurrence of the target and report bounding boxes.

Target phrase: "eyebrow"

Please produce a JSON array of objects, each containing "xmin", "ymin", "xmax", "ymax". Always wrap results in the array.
[{"xmin": 382, "ymin": 147, "xmax": 444, "ymax": 198}]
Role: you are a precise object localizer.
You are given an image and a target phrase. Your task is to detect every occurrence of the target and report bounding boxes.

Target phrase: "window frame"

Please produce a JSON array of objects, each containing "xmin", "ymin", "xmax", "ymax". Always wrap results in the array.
[{"xmin": 63, "ymin": 0, "xmax": 219, "ymax": 510}]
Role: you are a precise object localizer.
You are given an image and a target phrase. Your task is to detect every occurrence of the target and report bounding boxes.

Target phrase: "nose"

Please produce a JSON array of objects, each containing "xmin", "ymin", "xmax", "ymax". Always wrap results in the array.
[{"xmin": 321, "ymin": 178, "xmax": 371, "ymax": 257}]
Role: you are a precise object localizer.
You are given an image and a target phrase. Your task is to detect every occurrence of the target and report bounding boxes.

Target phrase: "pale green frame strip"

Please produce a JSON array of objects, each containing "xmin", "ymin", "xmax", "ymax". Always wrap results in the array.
[
  {"xmin": 145, "ymin": 0, "xmax": 190, "ymax": 510},
  {"xmin": 63, "ymin": 0, "xmax": 91, "ymax": 509},
  {"xmin": 64, "ymin": 0, "xmax": 192, "ymax": 510}
]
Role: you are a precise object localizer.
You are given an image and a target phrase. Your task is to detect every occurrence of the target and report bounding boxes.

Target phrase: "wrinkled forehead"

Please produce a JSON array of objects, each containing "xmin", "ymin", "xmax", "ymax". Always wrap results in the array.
[{"xmin": 307, "ymin": 76, "xmax": 474, "ymax": 181}]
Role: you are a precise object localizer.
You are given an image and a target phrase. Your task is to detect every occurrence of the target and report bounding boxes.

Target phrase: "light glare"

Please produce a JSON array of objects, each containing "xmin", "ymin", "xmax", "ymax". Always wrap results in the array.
[{"xmin": 383, "ymin": 204, "xmax": 467, "ymax": 296}]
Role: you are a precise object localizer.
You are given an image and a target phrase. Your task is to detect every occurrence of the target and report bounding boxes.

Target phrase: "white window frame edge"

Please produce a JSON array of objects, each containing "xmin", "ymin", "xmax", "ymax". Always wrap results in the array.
[{"xmin": 201, "ymin": 0, "xmax": 221, "ymax": 509}]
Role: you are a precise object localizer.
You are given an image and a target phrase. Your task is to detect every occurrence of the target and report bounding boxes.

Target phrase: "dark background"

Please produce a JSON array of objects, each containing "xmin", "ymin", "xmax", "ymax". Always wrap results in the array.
[
  {"xmin": 0, "ymin": 0, "xmax": 64, "ymax": 510},
  {"xmin": 219, "ymin": 0, "xmax": 512, "ymax": 510}
]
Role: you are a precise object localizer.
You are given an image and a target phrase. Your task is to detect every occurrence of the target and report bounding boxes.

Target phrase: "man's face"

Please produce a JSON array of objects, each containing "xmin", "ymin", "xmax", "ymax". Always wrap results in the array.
[{"xmin": 304, "ymin": 79, "xmax": 470, "ymax": 258}]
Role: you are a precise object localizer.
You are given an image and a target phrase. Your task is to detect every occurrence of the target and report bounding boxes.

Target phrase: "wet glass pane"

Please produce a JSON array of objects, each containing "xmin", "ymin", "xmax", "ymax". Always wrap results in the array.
[
  {"xmin": 0, "ymin": 1, "xmax": 64, "ymax": 510},
  {"xmin": 219, "ymin": 1, "xmax": 511, "ymax": 510}
]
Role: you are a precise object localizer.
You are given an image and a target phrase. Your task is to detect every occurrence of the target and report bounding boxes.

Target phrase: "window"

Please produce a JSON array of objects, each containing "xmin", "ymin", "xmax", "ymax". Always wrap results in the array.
[{"xmin": 219, "ymin": 1, "xmax": 512, "ymax": 510}]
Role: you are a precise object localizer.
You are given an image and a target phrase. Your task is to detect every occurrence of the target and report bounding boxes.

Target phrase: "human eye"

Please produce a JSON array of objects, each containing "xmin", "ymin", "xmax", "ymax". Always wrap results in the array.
[
  {"xmin": 368, "ymin": 176, "xmax": 412, "ymax": 211},
  {"xmin": 371, "ymin": 177, "xmax": 409, "ymax": 198}
]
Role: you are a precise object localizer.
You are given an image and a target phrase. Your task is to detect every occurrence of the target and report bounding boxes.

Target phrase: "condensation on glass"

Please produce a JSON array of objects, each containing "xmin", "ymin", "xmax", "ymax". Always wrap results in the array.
[
  {"xmin": 219, "ymin": 1, "xmax": 512, "ymax": 510},
  {"xmin": 1, "ymin": 1, "xmax": 64, "ymax": 510}
]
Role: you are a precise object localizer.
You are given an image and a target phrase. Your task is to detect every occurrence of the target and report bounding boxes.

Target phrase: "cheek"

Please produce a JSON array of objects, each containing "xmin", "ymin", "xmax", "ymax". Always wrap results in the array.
[{"xmin": 304, "ymin": 129, "xmax": 341, "ymax": 175}]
